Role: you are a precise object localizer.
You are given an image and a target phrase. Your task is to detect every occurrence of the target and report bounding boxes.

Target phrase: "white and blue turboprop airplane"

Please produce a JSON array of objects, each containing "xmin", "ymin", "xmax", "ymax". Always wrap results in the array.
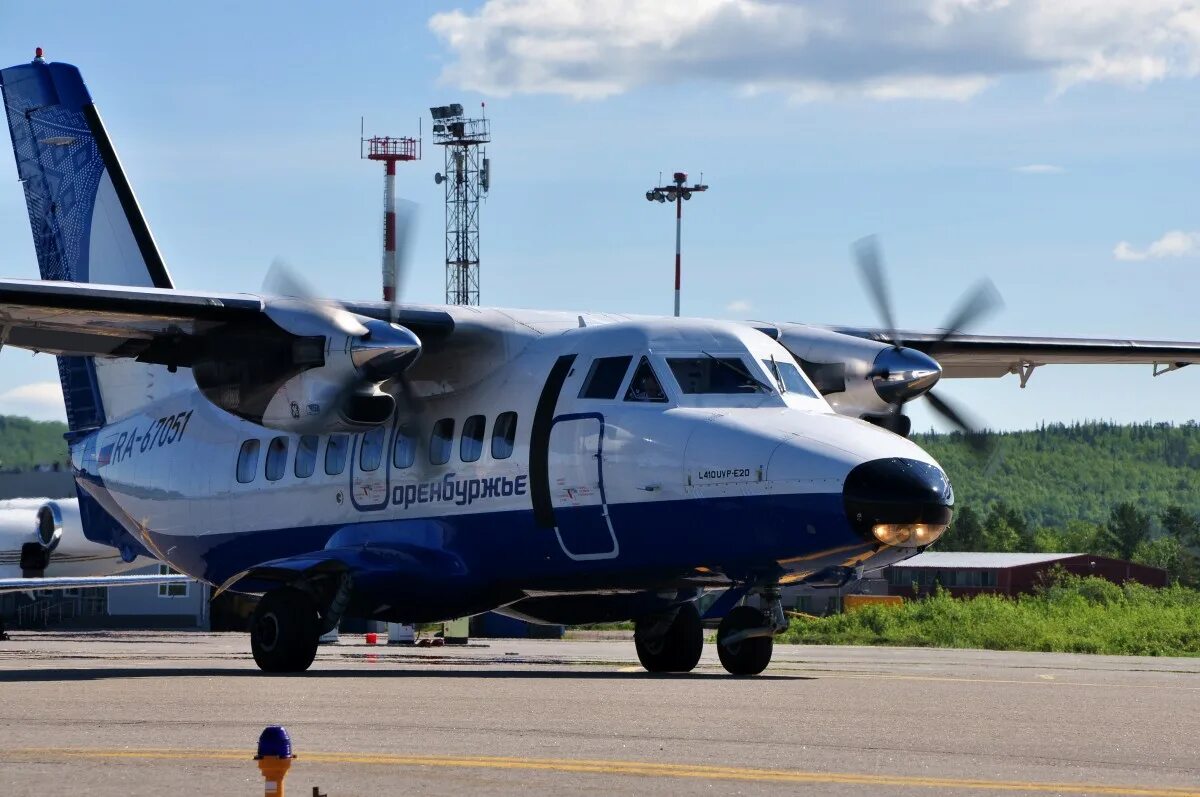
[{"xmin": 2, "ymin": 53, "xmax": 1199, "ymax": 674}]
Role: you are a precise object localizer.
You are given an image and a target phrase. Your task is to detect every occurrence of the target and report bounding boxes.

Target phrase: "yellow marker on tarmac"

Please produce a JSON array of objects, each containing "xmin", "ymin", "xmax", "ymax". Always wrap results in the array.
[{"xmin": 255, "ymin": 726, "xmax": 295, "ymax": 796}]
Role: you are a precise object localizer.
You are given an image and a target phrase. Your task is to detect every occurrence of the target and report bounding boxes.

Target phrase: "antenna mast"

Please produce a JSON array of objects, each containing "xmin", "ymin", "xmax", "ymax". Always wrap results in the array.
[{"xmin": 431, "ymin": 103, "xmax": 490, "ymax": 306}]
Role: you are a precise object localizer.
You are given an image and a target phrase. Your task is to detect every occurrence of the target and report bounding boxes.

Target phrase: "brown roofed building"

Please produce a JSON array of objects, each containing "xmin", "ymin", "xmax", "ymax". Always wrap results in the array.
[{"xmin": 884, "ymin": 552, "xmax": 1167, "ymax": 598}]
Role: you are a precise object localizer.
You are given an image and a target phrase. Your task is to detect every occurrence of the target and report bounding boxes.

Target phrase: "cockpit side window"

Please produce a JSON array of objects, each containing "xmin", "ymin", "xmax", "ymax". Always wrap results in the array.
[
  {"xmin": 667, "ymin": 356, "xmax": 771, "ymax": 395},
  {"xmin": 579, "ymin": 356, "xmax": 633, "ymax": 399},
  {"xmin": 624, "ymin": 357, "xmax": 668, "ymax": 403},
  {"xmin": 762, "ymin": 358, "xmax": 819, "ymax": 398}
]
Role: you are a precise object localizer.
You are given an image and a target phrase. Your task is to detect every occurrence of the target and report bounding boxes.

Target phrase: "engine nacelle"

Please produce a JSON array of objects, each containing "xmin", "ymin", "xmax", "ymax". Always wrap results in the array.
[
  {"xmin": 193, "ymin": 315, "xmax": 420, "ymax": 433},
  {"xmin": 775, "ymin": 324, "xmax": 941, "ymax": 424},
  {"xmin": 0, "ymin": 499, "xmax": 139, "ymax": 578}
]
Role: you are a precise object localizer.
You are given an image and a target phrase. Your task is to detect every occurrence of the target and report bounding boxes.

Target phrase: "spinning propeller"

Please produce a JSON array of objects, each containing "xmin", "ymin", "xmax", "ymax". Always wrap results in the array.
[
  {"xmin": 852, "ymin": 235, "xmax": 1002, "ymax": 447},
  {"xmin": 260, "ymin": 201, "xmax": 422, "ymax": 430}
]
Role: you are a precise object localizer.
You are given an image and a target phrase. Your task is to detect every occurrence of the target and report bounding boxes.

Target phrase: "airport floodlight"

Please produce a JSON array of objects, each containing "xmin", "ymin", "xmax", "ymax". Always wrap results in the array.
[
  {"xmin": 430, "ymin": 106, "xmax": 444, "ymax": 120},
  {"xmin": 449, "ymin": 103, "xmax": 464, "ymax": 117},
  {"xmin": 434, "ymin": 172, "xmax": 445, "ymax": 185},
  {"xmin": 645, "ymin": 170, "xmax": 709, "ymax": 317}
]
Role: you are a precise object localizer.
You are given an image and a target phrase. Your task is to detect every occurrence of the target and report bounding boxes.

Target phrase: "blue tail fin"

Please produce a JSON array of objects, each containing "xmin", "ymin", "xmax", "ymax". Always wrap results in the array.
[{"xmin": 1, "ymin": 52, "xmax": 174, "ymax": 431}]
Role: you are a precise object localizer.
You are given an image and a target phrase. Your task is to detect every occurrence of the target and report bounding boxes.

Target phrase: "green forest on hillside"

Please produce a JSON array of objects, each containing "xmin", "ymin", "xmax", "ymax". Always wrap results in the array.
[
  {"xmin": 915, "ymin": 421, "xmax": 1200, "ymax": 527},
  {"xmin": 0, "ymin": 415, "xmax": 68, "ymax": 470},
  {"xmin": 915, "ymin": 422, "xmax": 1200, "ymax": 584}
]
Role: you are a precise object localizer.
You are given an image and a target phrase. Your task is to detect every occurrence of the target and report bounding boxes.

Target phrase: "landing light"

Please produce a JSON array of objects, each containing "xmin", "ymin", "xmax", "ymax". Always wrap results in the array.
[{"xmin": 872, "ymin": 522, "xmax": 947, "ymax": 548}]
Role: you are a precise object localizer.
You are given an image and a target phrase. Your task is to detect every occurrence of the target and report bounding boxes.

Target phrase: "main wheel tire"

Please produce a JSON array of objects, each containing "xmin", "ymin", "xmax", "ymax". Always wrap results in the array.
[
  {"xmin": 717, "ymin": 605, "xmax": 774, "ymax": 676},
  {"xmin": 250, "ymin": 587, "xmax": 321, "ymax": 673},
  {"xmin": 634, "ymin": 602, "xmax": 704, "ymax": 673}
]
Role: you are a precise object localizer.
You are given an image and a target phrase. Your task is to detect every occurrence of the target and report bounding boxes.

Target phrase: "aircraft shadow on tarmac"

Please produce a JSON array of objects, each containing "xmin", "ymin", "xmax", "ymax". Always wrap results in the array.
[{"xmin": 0, "ymin": 667, "xmax": 813, "ymax": 682}]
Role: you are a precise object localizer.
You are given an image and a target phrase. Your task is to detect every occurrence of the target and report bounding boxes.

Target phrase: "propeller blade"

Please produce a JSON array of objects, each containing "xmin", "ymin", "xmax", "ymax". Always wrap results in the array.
[
  {"xmin": 925, "ymin": 389, "xmax": 990, "ymax": 453},
  {"xmin": 929, "ymin": 279, "xmax": 1003, "ymax": 351},
  {"xmin": 263, "ymin": 259, "xmax": 368, "ymax": 337},
  {"xmin": 852, "ymin": 235, "xmax": 900, "ymax": 348},
  {"xmin": 390, "ymin": 200, "xmax": 418, "ymax": 324}
]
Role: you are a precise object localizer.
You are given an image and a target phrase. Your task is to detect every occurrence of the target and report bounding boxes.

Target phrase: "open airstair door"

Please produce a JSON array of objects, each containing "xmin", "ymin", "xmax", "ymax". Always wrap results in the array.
[{"xmin": 547, "ymin": 413, "xmax": 619, "ymax": 561}]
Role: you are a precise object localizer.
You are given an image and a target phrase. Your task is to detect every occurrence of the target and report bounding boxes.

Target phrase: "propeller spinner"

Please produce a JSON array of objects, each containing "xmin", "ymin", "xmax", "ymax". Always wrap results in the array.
[{"xmin": 852, "ymin": 235, "xmax": 1002, "ymax": 446}]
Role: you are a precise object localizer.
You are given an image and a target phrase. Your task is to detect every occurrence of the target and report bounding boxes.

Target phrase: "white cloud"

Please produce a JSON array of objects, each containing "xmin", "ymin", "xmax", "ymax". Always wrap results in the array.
[
  {"xmin": 1014, "ymin": 164, "xmax": 1065, "ymax": 174},
  {"xmin": 0, "ymin": 382, "xmax": 66, "ymax": 422},
  {"xmin": 1113, "ymin": 230, "xmax": 1200, "ymax": 261},
  {"xmin": 726, "ymin": 299, "xmax": 753, "ymax": 313},
  {"xmin": 430, "ymin": 0, "xmax": 1200, "ymax": 101}
]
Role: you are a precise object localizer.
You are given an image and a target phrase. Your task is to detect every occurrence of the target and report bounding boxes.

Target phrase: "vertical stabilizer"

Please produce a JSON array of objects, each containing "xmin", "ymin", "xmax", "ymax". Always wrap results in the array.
[{"xmin": 1, "ymin": 52, "xmax": 174, "ymax": 431}]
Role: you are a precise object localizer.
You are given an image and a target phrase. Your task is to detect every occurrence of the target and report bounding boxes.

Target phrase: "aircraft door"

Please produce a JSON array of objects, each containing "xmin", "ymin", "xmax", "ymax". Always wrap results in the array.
[
  {"xmin": 350, "ymin": 425, "xmax": 390, "ymax": 511},
  {"xmin": 547, "ymin": 412, "xmax": 619, "ymax": 561}
]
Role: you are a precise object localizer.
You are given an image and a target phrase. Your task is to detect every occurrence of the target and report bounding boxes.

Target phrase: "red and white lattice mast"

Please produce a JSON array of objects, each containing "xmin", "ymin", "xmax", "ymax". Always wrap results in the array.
[{"xmin": 361, "ymin": 123, "xmax": 420, "ymax": 302}]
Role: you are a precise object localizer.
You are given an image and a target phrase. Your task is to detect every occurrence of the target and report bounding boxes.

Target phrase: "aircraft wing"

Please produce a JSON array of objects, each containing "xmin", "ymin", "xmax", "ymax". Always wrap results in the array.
[
  {"xmin": 0, "ymin": 573, "xmax": 191, "ymax": 594},
  {"xmin": 826, "ymin": 326, "xmax": 1200, "ymax": 378},
  {"xmin": 0, "ymin": 279, "xmax": 454, "ymax": 361}
]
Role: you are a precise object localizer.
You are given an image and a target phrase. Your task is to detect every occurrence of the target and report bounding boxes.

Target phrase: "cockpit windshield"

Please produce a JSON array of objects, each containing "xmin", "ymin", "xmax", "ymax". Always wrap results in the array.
[
  {"xmin": 667, "ymin": 355, "xmax": 773, "ymax": 395},
  {"xmin": 762, "ymin": 357, "xmax": 819, "ymax": 398}
]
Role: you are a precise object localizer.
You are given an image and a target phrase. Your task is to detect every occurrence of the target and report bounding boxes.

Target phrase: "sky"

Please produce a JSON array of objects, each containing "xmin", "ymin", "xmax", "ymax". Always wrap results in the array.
[{"xmin": 0, "ymin": 0, "xmax": 1197, "ymax": 431}]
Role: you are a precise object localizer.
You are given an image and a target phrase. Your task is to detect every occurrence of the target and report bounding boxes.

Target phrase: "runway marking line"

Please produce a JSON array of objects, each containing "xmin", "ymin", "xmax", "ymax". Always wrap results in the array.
[
  {"xmin": 7, "ymin": 748, "xmax": 1198, "ymax": 796},
  {"xmin": 801, "ymin": 670, "xmax": 1200, "ymax": 691}
]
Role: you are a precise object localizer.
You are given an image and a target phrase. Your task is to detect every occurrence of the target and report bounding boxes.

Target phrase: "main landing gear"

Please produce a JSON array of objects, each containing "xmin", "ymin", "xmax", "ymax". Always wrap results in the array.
[
  {"xmin": 634, "ymin": 602, "xmax": 704, "ymax": 673},
  {"xmin": 716, "ymin": 586, "xmax": 788, "ymax": 676},
  {"xmin": 250, "ymin": 574, "xmax": 351, "ymax": 673}
]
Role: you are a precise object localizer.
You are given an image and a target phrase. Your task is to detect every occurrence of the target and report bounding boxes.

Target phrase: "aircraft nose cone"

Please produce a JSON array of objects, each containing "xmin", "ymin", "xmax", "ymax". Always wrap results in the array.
[
  {"xmin": 843, "ymin": 457, "xmax": 954, "ymax": 548},
  {"xmin": 870, "ymin": 347, "xmax": 942, "ymax": 405}
]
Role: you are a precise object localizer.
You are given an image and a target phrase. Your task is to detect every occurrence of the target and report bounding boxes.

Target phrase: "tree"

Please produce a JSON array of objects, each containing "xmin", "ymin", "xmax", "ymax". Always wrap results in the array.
[
  {"xmin": 1102, "ymin": 502, "xmax": 1152, "ymax": 560},
  {"xmin": 1059, "ymin": 520, "xmax": 1103, "ymax": 554},
  {"xmin": 944, "ymin": 506, "xmax": 984, "ymax": 550},
  {"xmin": 982, "ymin": 503, "xmax": 1023, "ymax": 552},
  {"xmin": 1160, "ymin": 506, "xmax": 1200, "ymax": 548}
]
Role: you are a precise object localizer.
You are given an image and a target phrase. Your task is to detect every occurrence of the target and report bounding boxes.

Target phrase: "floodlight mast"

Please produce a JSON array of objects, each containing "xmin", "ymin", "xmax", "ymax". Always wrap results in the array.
[
  {"xmin": 646, "ymin": 171, "xmax": 707, "ymax": 317},
  {"xmin": 431, "ymin": 103, "xmax": 490, "ymax": 306}
]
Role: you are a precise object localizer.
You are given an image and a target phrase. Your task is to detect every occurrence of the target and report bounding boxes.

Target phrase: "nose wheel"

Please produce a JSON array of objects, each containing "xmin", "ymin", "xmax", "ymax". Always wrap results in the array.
[
  {"xmin": 716, "ymin": 587, "xmax": 788, "ymax": 675},
  {"xmin": 716, "ymin": 606, "xmax": 774, "ymax": 675},
  {"xmin": 634, "ymin": 602, "xmax": 703, "ymax": 673}
]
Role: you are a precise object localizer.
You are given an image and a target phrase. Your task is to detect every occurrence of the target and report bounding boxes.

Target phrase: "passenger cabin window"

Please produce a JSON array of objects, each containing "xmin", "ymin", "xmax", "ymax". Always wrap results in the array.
[
  {"xmin": 265, "ymin": 436, "xmax": 289, "ymax": 481},
  {"xmin": 359, "ymin": 427, "xmax": 385, "ymax": 472},
  {"xmin": 667, "ymin": 356, "xmax": 771, "ymax": 395},
  {"xmin": 461, "ymin": 415, "xmax": 485, "ymax": 463},
  {"xmin": 579, "ymin": 356, "xmax": 633, "ymax": 399},
  {"xmin": 624, "ymin": 357, "xmax": 668, "ymax": 403},
  {"xmin": 392, "ymin": 426, "xmax": 416, "ymax": 469},
  {"xmin": 295, "ymin": 435, "xmax": 318, "ymax": 478},
  {"xmin": 430, "ymin": 418, "xmax": 455, "ymax": 465},
  {"xmin": 762, "ymin": 358, "xmax": 819, "ymax": 398},
  {"xmin": 492, "ymin": 412, "xmax": 518, "ymax": 460},
  {"xmin": 325, "ymin": 434, "xmax": 349, "ymax": 475},
  {"xmin": 236, "ymin": 440, "xmax": 260, "ymax": 484}
]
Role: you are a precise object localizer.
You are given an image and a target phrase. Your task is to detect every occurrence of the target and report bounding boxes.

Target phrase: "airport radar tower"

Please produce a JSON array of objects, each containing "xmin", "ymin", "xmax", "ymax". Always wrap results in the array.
[
  {"xmin": 361, "ymin": 123, "xmax": 421, "ymax": 302},
  {"xmin": 430, "ymin": 103, "xmax": 490, "ymax": 306}
]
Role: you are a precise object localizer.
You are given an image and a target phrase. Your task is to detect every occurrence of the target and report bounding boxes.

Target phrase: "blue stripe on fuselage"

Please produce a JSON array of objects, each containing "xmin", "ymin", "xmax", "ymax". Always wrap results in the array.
[{"xmin": 132, "ymin": 491, "xmax": 875, "ymax": 620}]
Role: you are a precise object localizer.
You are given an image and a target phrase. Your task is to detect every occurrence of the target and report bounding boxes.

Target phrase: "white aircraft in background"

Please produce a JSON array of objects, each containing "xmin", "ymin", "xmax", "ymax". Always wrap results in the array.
[
  {"xmin": 0, "ymin": 52, "xmax": 1196, "ymax": 674},
  {"xmin": 0, "ymin": 497, "xmax": 176, "ymax": 584},
  {"xmin": 0, "ymin": 497, "xmax": 187, "ymax": 638}
]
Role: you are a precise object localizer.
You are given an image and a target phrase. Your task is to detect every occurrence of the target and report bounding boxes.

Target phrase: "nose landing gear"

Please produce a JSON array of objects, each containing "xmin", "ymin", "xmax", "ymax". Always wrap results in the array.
[
  {"xmin": 634, "ymin": 602, "xmax": 704, "ymax": 673},
  {"xmin": 716, "ymin": 586, "xmax": 788, "ymax": 676}
]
